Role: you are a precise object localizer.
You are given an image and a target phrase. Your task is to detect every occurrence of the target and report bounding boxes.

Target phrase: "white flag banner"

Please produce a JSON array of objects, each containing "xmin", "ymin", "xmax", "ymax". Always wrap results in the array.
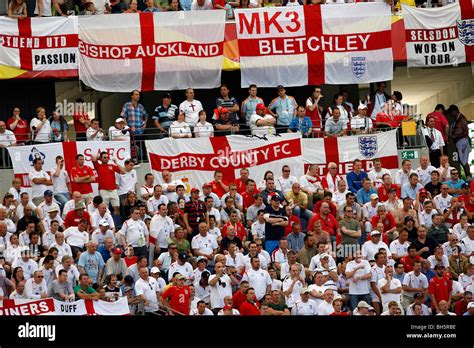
[
  {"xmin": 146, "ymin": 133, "xmax": 304, "ymax": 190},
  {"xmin": 403, "ymin": 1, "xmax": 474, "ymax": 67},
  {"xmin": 53, "ymin": 298, "xmax": 130, "ymax": 315},
  {"xmin": 235, "ymin": 4, "xmax": 393, "ymax": 87},
  {"xmin": 6, "ymin": 141, "xmax": 131, "ymax": 190},
  {"xmin": 78, "ymin": 12, "xmax": 226, "ymax": 92},
  {"xmin": 0, "ymin": 16, "xmax": 78, "ymax": 71}
]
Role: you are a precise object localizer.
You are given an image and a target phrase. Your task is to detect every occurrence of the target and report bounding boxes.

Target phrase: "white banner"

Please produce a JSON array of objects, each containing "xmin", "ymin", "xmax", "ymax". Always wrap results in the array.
[
  {"xmin": 7, "ymin": 141, "xmax": 131, "ymax": 189},
  {"xmin": 235, "ymin": 4, "xmax": 393, "ymax": 87},
  {"xmin": 78, "ymin": 12, "xmax": 226, "ymax": 92},
  {"xmin": 0, "ymin": 16, "xmax": 78, "ymax": 71},
  {"xmin": 403, "ymin": 2, "xmax": 474, "ymax": 67},
  {"xmin": 53, "ymin": 297, "xmax": 130, "ymax": 315}
]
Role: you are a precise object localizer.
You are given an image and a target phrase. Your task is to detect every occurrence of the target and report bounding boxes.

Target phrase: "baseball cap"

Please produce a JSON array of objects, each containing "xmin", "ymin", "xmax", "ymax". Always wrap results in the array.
[
  {"xmin": 75, "ymin": 201, "xmax": 86, "ymax": 210},
  {"xmin": 271, "ymin": 195, "xmax": 282, "ymax": 201},
  {"xmin": 21, "ymin": 245, "xmax": 30, "ymax": 253},
  {"xmin": 468, "ymin": 302, "xmax": 474, "ymax": 309},
  {"xmin": 434, "ymin": 264, "xmax": 444, "ymax": 270},
  {"xmin": 124, "ymin": 286, "xmax": 133, "ymax": 292},
  {"xmin": 178, "ymin": 252, "xmax": 188, "ymax": 261},
  {"xmin": 150, "ymin": 267, "xmax": 161, "ymax": 274},
  {"xmin": 276, "ymin": 85, "xmax": 285, "ymax": 90},
  {"xmin": 44, "ymin": 190, "xmax": 53, "ymax": 197},
  {"xmin": 201, "ymin": 270, "xmax": 211, "ymax": 279},
  {"xmin": 190, "ymin": 188, "xmax": 200, "ymax": 194},
  {"xmin": 202, "ymin": 183, "xmax": 212, "ymax": 189},
  {"xmin": 300, "ymin": 287, "xmax": 310, "ymax": 295},
  {"xmin": 419, "ymin": 188, "xmax": 428, "ymax": 197},
  {"xmin": 162, "ymin": 93, "xmax": 172, "ymax": 99},
  {"xmin": 219, "ymin": 107, "xmax": 229, "ymax": 114},
  {"xmin": 48, "ymin": 206, "xmax": 59, "ymax": 213},
  {"xmin": 370, "ymin": 230, "xmax": 381, "ymax": 236},
  {"xmin": 413, "ymin": 292, "xmax": 423, "ymax": 299},
  {"xmin": 256, "ymin": 103, "xmax": 266, "ymax": 111},
  {"xmin": 197, "ymin": 256, "xmax": 208, "ymax": 263},
  {"xmin": 113, "ymin": 247, "xmax": 122, "ymax": 255},
  {"xmin": 357, "ymin": 300, "xmax": 370, "ymax": 309},
  {"xmin": 358, "ymin": 103, "xmax": 368, "ymax": 110},
  {"xmin": 175, "ymin": 274, "xmax": 185, "ymax": 280},
  {"xmin": 370, "ymin": 193, "xmax": 379, "ymax": 200},
  {"xmin": 115, "ymin": 117, "xmax": 126, "ymax": 123},
  {"xmin": 462, "ymin": 182, "xmax": 470, "ymax": 189},
  {"xmin": 388, "ymin": 188, "xmax": 397, "ymax": 194},
  {"xmin": 320, "ymin": 253, "xmax": 329, "ymax": 259},
  {"xmin": 99, "ymin": 219, "xmax": 110, "ymax": 227}
]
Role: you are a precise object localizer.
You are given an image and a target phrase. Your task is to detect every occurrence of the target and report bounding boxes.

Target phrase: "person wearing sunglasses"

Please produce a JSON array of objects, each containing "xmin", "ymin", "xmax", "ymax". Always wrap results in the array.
[{"xmin": 24, "ymin": 270, "xmax": 48, "ymax": 300}]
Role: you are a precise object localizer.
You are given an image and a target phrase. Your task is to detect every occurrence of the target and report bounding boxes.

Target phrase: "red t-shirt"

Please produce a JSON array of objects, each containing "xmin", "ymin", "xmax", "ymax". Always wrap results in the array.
[
  {"xmin": 313, "ymin": 200, "xmax": 338, "ymax": 216},
  {"xmin": 239, "ymin": 301, "xmax": 261, "ymax": 316},
  {"xmin": 375, "ymin": 112, "xmax": 407, "ymax": 128},
  {"xmin": 73, "ymin": 112, "xmax": 90, "ymax": 133},
  {"xmin": 93, "ymin": 160, "xmax": 120, "ymax": 191},
  {"xmin": 371, "ymin": 213, "xmax": 396, "ymax": 233},
  {"xmin": 70, "ymin": 165, "xmax": 95, "ymax": 194},
  {"xmin": 208, "ymin": 180, "xmax": 229, "ymax": 198},
  {"xmin": 399, "ymin": 255, "xmax": 421, "ymax": 273},
  {"xmin": 222, "ymin": 221, "xmax": 247, "ymax": 240},
  {"xmin": 459, "ymin": 194, "xmax": 474, "ymax": 213},
  {"xmin": 454, "ymin": 300, "xmax": 468, "ymax": 316},
  {"xmin": 7, "ymin": 117, "xmax": 30, "ymax": 143},
  {"xmin": 161, "ymin": 285, "xmax": 191, "ymax": 316},
  {"xmin": 64, "ymin": 210, "xmax": 91, "ymax": 228},
  {"xmin": 233, "ymin": 178, "xmax": 248, "ymax": 195},
  {"xmin": 232, "ymin": 291, "xmax": 247, "ymax": 310},
  {"xmin": 377, "ymin": 184, "xmax": 400, "ymax": 202},
  {"xmin": 307, "ymin": 214, "xmax": 339, "ymax": 236},
  {"xmin": 285, "ymin": 215, "xmax": 301, "ymax": 237},
  {"xmin": 124, "ymin": 256, "xmax": 138, "ymax": 267},
  {"xmin": 330, "ymin": 311, "xmax": 350, "ymax": 316},
  {"xmin": 428, "ymin": 275, "xmax": 452, "ymax": 307},
  {"xmin": 242, "ymin": 189, "xmax": 261, "ymax": 210}
]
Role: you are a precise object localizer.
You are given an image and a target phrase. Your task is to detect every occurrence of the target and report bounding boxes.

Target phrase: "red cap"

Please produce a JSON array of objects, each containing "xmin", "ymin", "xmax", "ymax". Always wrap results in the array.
[
  {"xmin": 191, "ymin": 188, "xmax": 200, "ymax": 194},
  {"xmin": 113, "ymin": 247, "xmax": 122, "ymax": 255},
  {"xmin": 256, "ymin": 103, "xmax": 265, "ymax": 111},
  {"xmin": 219, "ymin": 107, "xmax": 229, "ymax": 114},
  {"xmin": 202, "ymin": 183, "xmax": 212, "ymax": 189},
  {"xmin": 419, "ymin": 188, "xmax": 428, "ymax": 196}
]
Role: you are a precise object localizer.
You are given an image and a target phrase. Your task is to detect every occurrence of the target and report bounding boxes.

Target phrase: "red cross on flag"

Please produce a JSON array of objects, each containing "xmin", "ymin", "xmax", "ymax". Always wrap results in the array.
[
  {"xmin": 235, "ymin": 4, "xmax": 393, "ymax": 87},
  {"xmin": 0, "ymin": 17, "xmax": 78, "ymax": 71},
  {"xmin": 78, "ymin": 12, "xmax": 226, "ymax": 92}
]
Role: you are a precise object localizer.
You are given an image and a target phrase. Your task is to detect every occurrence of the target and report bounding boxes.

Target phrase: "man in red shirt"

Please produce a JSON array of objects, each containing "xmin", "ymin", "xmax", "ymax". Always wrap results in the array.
[
  {"xmin": 330, "ymin": 298, "xmax": 349, "ymax": 316},
  {"xmin": 234, "ymin": 168, "xmax": 250, "ymax": 195},
  {"xmin": 284, "ymin": 205, "xmax": 301, "ymax": 237},
  {"xmin": 377, "ymin": 174, "xmax": 400, "ymax": 202},
  {"xmin": 312, "ymin": 192, "xmax": 338, "ymax": 216},
  {"xmin": 454, "ymin": 291, "xmax": 472, "ymax": 316},
  {"xmin": 241, "ymin": 179, "xmax": 260, "ymax": 210},
  {"xmin": 232, "ymin": 280, "xmax": 249, "ymax": 310},
  {"xmin": 7, "ymin": 107, "xmax": 29, "ymax": 144},
  {"xmin": 239, "ymin": 287, "xmax": 261, "ymax": 316},
  {"xmin": 399, "ymin": 245, "xmax": 421, "ymax": 273},
  {"xmin": 70, "ymin": 154, "xmax": 96, "ymax": 204},
  {"xmin": 222, "ymin": 211, "xmax": 247, "ymax": 242},
  {"xmin": 428, "ymin": 265, "xmax": 452, "ymax": 314},
  {"xmin": 161, "ymin": 274, "xmax": 191, "ymax": 316},
  {"xmin": 208, "ymin": 170, "xmax": 229, "ymax": 199},
  {"xmin": 307, "ymin": 202, "xmax": 339, "ymax": 239},
  {"xmin": 65, "ymin": 201, "xmax": 91, "ymax": 228},
  {"xmin": 92, "ymin": 152, "xmax": 125, "ymax": 217},
  {"xmin": 73, "ymin": 98, "xmax": 91, "ymax": 141}
]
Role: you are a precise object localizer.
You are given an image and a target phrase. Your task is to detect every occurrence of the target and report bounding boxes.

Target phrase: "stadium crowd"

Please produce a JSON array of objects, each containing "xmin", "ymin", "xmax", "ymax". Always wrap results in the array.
[
  {"xmin": 0, "ymin": 79, "xmax": 472, "ymax": 316},
  {"xmin": 3, "ymin": 0, "xmax": 450, "ymax": 19}
]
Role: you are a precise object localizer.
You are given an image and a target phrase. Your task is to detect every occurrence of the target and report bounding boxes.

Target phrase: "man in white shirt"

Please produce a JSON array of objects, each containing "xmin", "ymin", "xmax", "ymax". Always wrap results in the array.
[
  {"xmin": 91, "ymin": 220, "xmax": 115, "ymax": 247},
  {"xmin": 345, "ymin": 251, "xmax": 372, "ymax": 310},
  {"xmin": 169, "ymin": 253, "xmax": 194, "ymax": 285},
  {"xmin": 135, "ymin": 267, "xmax": 160, "ymax": 314},
  {"xmin": 390, "ymin": 228, "xmax": 410, "ymax": 261},
  {"xmin": 147, "ymin": 185, "xmax": 169, "ymax": 216},
  {"xmin": 249, "ymin": 103, "xmax": 276, "ymax": 136},
  {"xmin": 351, "ymin": 103, "xmax": 373, "ymax": 135},
  {"xmin": 24, "ymin": 270, "xmax": 48, "ymax": 299},
  {"xmin": 149, "ymin": 203, "xmax": 175, "ymax": 263},
  {"xmin": 318, "ymin": 288, "xmax": 336, "ymax": 315},
  {"xmin": 423, "ymin": 116, "xmax": 445, "ymax": 168},
  {"xmin": 0, "ymin": 121, "xmax": 16, "ymax": 147},
  {"xmin": 55, "ymin": 255, "xmax": 80, "ymax": 289},
  {"xmin": 208, "ymin": 262, "xmax": 234, "ymax": 312},
  {"xmin": 241, "ymin": 256, "xmax": 272, "ymax": 301},
  {"xmin": 276, "ymin": 165, "xmax": 298, "ymax": 196},
  {"xmin": 119, "ymin": 208, "xmax": 149, "ymax": 258},
  {"xmin": 461, "ymin": 226, "xmax": 474, "ymax": 258},
  {"xmin": 91, "ymin": 203, "xmax": 115, "ymax": 232},
  {"xmin": 190, "ymin": 0, "xmax": 213, "ymax": 10},
  {"xmin": 402, "ymin": 259, "xmax": 428, "ymax": 309},
  {"xmin": 438, "ymin": 155, "xmax": 456, "ymax": 182},
  {"xmin": 191, "ymin": 222, "xmax": 218, "ymax": 264},
  {"xmin": 28, "ymin": 158, "xmax": 53, "ymax": 206},
  {"xmin": 117, "ymin": 159, "xmax": 137, "ymax": 208},
  {"xmin": 282, "ymin": 263, "xmax": 305, "ymax": 309},
  {"xmin": 179, "ymin": 88, "xmax": 203, "ymax": 125},
  {"xmin": 291, "ymin": 288, "xmax": 318, "ymax": 315},
  {"xmin": 108, "ymin": 118, "xmax": 131, "ymax": 141},
  {"xmin": 12, "ymin": 247, "xmax": 38, "ymax": 280},
  {"xmin": 394, "ymin": 160, "xmax": 416, "ymax": 188},
  {"xmin": 416, "ymin": 155, "xmax": 437, "ymax": 186},
  {"xmin": 86, "ymin": 119, "xmax": 105, "ymax": 141},
  {"xmin": 433, "ymin": 184, "xmax": 453, "ymax": 214},
  {"xmin": 368, "ymin": 159, "xmax": 391, "ymax": 189},
  {"xmin": 377, "ymin": 265, "xmax": 402, "ymax": 312},
  {"xmin": 50, "ymin": 232, "xmax": 72, "ymax": 262}
]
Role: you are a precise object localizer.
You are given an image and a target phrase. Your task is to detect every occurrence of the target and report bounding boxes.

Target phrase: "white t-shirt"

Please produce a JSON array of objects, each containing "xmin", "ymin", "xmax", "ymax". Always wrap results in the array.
[
  {"xmin": 191, "ymin": 234, "xmax": 218, "ymax": 255},
  {"xmin": 117, "ymin": 169, "xmax": 137, "ymax": 196},
  {"xmin": 242, "ymin": 253, "xmax": 268, "ymax": 271},
  {"xmin": 225, "ymin": 253, "xmax": 245, "ymax": 270},
  {"xmin": 389, "ymin": 239, "xmax": 410, "ymax": 258},
  {"xmin": 291, "ymin": 299, "xmax": 318, "ymax": 315},
  {"xmin": 251, "ymin": 221, "xmax": 266, "ymax": 239},
  {"xmin": 135, "ymin": 277, "xmax": 159, "ymax": 312},
  {"xmin": 169, "ymin": 121, "xmax": 192, "ymax": 138},
  {"xmin": 50, "ymin": 167, "xmax": 70, "ymax": 194},
  {"xmin": 0, "ymin": 130, "xmax": 16, "ymax": 146},
  {"xmin": 169, "ymin": 261, "xmax": 194, "ymax": 283},
  {"xmin": 63, "ymin": 227, "xmax": 89, "ymax": 248},
  {"xmin": 179, "ymin": 100, "xmax": 203, "ymax": 125},
  {"xmin": 108, "ymin": 126, "xmax": 130, "ymax": 141},
  {"xmin": 276, "ymin": 176, "xmax": 298, "ymax": 195},
  {"xmin": 25, "ymin": 278, "xmax": 48, "ymax": 299},
  {"xmin": 190, "ymin": 0, "xmax": 213, "ymax": 10},
  {"xmin": 346, "ymin": 259, "xmax": 371, "ymax": 295},
  {"xmin": 150, "ymin": 214, "xmax": 175, "ymax": 249},
  {"xmin": 119, "ymin": 219, "xmax": 149, "ymax": 247},
  {"xmin": 208, "ymin": 274, "xmax": 232, "ymax": 309},
  {"xmin": 433, "ymin": 194, "xmax": 453, "ymax": 213},
  {"xmin": 191, "ymin": 308, "xmax": 214, "ymax": 316},
  {"xmin": 416, "ymin": 165, "xmax": 437, "ymax": 186},
  {"xmin": 193, "ymin": 122, "xmax": 214, "ymax": 138},
  {"xmin": 34, "ymin": 0, "xmax": 52, "ymax": 16},
  {"xmin": 93, "ymin": 0, "xmax": 109, "ymax": 14},
  {"xmin": 317, "ymin": 300, "xmax": 335, "ymax": 316},
  {"xmin": 30, "ymin": 118, "xmax": 51, "ymax": 142},
  {"xmin": 368, "ymin": 168, "xmax": 391, "ymax": 188},
  {"xmin": 402, "ymin": 271, "xmax": 428, "ymax": 298},
  {"xmin": 241, "ymin": 268, "xmax": 272, "ymax": 300},
  {"xmin": 86, "ymin": 127, "xmax": 105, "ymax": 141},
  {"xmin": 282, "ymin": 277, "xmax": 303, "ymax": 308},
  {"xmin": 377, "ymin": 277, "xmax": 402, "ymax": 310},
  {"xmin": 249, "ymin": 113, "xmax": 276, "ymax": 136},
  {"xmin": 28, "ymin": 169, "xmax": 51, "ymax": 199}
]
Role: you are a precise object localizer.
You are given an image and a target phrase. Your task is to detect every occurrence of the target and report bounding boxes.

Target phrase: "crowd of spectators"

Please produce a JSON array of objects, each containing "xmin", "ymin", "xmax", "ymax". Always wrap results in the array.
[{"xmin": 3, "ymin": 0, "xmax": 455, "ymax": 20}]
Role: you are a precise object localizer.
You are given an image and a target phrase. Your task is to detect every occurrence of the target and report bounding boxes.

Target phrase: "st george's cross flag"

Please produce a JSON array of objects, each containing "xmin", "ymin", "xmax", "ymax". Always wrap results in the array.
[
  {"xmin": 78, "ymin": 12, "xmax": 226, "ymax": 92},
  {"xmin": 402, "ymin": 0, "xmax": 474, "ymax": 67},
  {"xmin": 235, "ymin": 3, "xmax": 393, "ymax": 87},
  {"xmin": 0, "ymin": 16, "xmax": 78, "ymax": 71}
]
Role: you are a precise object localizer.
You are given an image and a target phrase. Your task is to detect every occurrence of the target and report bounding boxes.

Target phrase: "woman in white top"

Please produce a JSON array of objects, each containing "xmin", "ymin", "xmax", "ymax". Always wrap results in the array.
[
  {"xmin": 30, "ymin": 107, "xmax": 52, "ymax": 143},
  {"xmin": 194, "ymin": 111, "xmax": 214, "ymax": 138},
  {"xmin": 8, "ymin": 0, "xmax": 27, "ymax": 18},
  {"xmin": 170, "ymin": 112, "xmax": 192, "ymax": 139},
  {"xmin": 390, "ymin": 91, "xmax": 403, "ymax": 116}
]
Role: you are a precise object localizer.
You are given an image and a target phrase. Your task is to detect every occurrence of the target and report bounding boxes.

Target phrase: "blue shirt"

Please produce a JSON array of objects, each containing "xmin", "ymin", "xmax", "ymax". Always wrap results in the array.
[
  {"xmin": 444, "ymin": 179, "xmax": 465, "ymax": 197},
  {"xmin": 401, "ymin": 183, "xmax": 424, "ymax": 200},
  {"xmin": 356, "ymin": 187, "xmax": 378, "ymax": 205},
  {"xmin": 78, "ymin": 251, "xmax": 105, "ymax": 283},
  {"xmin": 289, "ymin": 116, "xmax": 312, "ymax": 135},
  {"xmin": 347, "ymin": 171, "xmax": 368, "ymax": 193},
  {"xmin": 268, "ymin": 96, "xmax": 298, "ymax": 126},
  {"xmin": 98, "ymin": 245, "xmax": 112, "ymax": 263},
  {"xmin": 287, "ymin": 232, "xmax": 305, "ymax": 252},
  {"xmin": 179, "ymin": 0, "xmax": 192, "ymax": 10}
]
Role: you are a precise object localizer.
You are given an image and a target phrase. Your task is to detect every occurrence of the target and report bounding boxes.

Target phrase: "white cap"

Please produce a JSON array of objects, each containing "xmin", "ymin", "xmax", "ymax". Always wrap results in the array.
[
  {"xmin": 358, "ymin": 103, "xmax": 368, "ymax": 110},
  {"xmin": 370, "ymin": 193, "xmax": 379, "ymax": 200},
  {"xmin": 99, "ymin": 219, "xmax": 109, "ymax": 227},
  {"xmin": 370, "ymin": 230, "xmax": 381, "ymax": 236},
  {"xmin": 320, "ymin": 253, "xmax": 330, "ymax": 259},
  {"xmin": 468, "ymin": 302, "xmax": 474, "ymax": 309},
  {"xmin": 115, "ymin": 117, "xmax": 126, "ymax": 124},
  {"xmin": 150, "ymin": 267, "xmax": 161, "ymax": 274}
]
